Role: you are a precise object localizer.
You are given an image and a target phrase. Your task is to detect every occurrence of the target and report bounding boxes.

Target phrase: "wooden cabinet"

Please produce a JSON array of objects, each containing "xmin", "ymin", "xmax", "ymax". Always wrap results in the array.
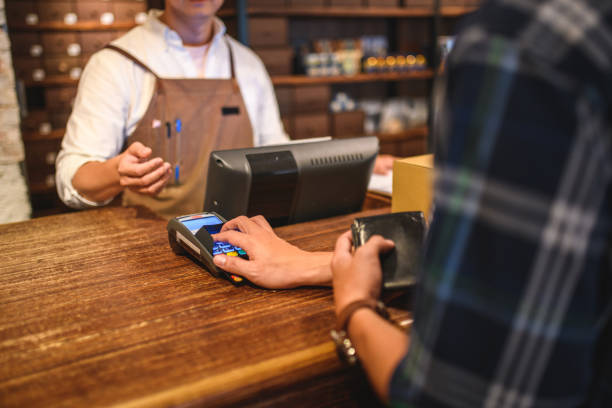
[
  {"xmin": 221, "ymin": 2, "xmax": 479, "ymax": 154},
  {"xmin": 6, "ymin": 0, "xmax": 149, "ymax": 217}
]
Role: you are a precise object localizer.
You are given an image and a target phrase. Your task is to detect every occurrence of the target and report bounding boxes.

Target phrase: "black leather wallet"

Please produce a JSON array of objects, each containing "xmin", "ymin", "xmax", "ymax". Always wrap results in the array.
[{"xmin": 351, "ymin": 211, "xmax": 425, "ymax": 291}]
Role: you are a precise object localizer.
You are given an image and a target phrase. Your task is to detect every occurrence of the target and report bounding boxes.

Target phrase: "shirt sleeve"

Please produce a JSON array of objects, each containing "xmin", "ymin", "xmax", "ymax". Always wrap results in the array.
[{"xmin": 55, "ymin": 50, "xmax": 132, "ymax": 208}]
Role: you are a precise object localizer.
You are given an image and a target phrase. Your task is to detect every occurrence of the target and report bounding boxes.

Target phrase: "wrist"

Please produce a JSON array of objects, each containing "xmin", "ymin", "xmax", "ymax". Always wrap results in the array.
[
  {"xmin": 296, "ymin": 251, "xmax": 333, "ymax": 287},
  {"xmin": 335, "ymin": 298, "xmax": 388, "ymax": 332}
]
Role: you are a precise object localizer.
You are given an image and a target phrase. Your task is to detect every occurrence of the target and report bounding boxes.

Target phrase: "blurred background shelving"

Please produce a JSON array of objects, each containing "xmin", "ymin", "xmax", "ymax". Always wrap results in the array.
[{"xmin": 5, "ymin": 0, "xmax": 478, "ymax": 216}]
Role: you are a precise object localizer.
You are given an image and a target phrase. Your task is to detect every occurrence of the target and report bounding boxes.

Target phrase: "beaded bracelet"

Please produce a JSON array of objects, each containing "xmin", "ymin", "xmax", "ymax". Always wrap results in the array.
[{"xmin": 330, "ymin": 299, "xmax": 389, "ymax": 365}]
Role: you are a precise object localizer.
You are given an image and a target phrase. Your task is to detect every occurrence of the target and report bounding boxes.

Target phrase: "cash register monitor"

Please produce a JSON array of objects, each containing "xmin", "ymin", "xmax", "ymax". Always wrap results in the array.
[{"xmin": 204, "ymin": 136, "xmax": 379, "ymax": 227}]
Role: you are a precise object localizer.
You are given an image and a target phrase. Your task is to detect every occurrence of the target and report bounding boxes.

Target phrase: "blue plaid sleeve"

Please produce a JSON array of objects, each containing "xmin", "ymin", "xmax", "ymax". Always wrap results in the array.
[{"xmin": 389, "ymin": 1, "xmax": 612, "ymax": 406}]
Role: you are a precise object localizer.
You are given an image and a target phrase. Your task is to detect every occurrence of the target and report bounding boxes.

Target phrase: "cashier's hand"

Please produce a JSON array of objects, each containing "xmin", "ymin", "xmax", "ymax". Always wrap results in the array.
[
  {"xmin": 212, "ymin": 215, "xmax": 332, "ymax": 289},
  {"xmin": 373, "ymin": 154, "xmax": 395, "ymax": 175},
  {"xmin": 117, "ymin": 142, "xmax": 172, "ymax": 195},
  {"xmin": 331, "ymin": 230, "xmax": 394, "ymax": 317}
]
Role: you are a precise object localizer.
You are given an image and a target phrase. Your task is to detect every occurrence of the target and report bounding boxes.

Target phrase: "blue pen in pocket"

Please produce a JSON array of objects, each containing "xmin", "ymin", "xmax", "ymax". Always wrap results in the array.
[{"xmin": 174, "ymin": 118, "xmax": 182, "ymax": 184}]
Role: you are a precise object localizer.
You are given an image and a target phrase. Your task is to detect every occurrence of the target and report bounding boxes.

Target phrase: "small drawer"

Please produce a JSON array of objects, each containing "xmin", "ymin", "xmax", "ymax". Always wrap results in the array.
[
  {"xmin": 330, "ymin": 0, "xmax": 364, "ymax": 6},
  {"xmin": 331, "ymin": 110, "xmax": 365, "ymax": 137},
  {"xmin": 250, "ymin": 0, "xmax": 287, "ymax": 5},
  {"xmin": 38, "ymin": 1, "xmax": 74, "ymax": 23},
  {"xmin": 254, "ymin": 47, "xmax": 294, "ymax": 76},
  {"xmin": 44, "ymin": 86, "xmax": 78, "ymax": 110},
  {"xmin": 43, "ymin": 56, "xmax": 82, "ymax": 76},
  {"xmin": 80, "ymin": 31, "xmax": 114, "ymax": 55},
  {"xmin": 249, "ymin": 17, "xmax": 288, "ymax": 47},
  {"xmin": 12, "ymin": 57, "xmax": 44, "ymax": 81},
  {"xmin": 41, "ymin": 32, "xmax": 79, "ymax": 56},
  {"xmin": 113, "ymin": 0, "xmax": 147, "ymax": 23},
  {"xmin": 402, "ymin": 0, "xmax": 433, "ymax": 5},
  {"xmin": 293, "ymin": 85, "xmax": 331, "ymax": 113},
  {"xmin": 292, "ymin": 112, "xmax": 330, "ymax": 140},
  {"xmin": 50, "ymin": 110, "xmax": 72, "ymax": 130},
  {"xmin": 274, "ymin": 86, "xmax": 293, "ymax": 116},
  {"xmin": 21, "ymin": 111, "xmax": 50, "ymax": 133},
  {"xmin": 24, "ymin": 138, "xmax": 63, "ymax": 187},
  {"xmin": 287, "ymin": 0, "xmax": 326, "ymax": 7},
  {"xmin": 367, "ymin": 0, "xmax": 399, "ymax": 6},
  {"xmin": 281, "ymin": 116, "xmax": 293, "ymax": 137},
  {"xmin": 75, "ymin": 1, "xmax": 112, "ymax": 23},
  {"xmin": 9, "ymin": 33, "xmax": 43, "ymax": 57},
  {"xmin": 5, "ymin": 1, "xmax": 38, "ymax": 26}
]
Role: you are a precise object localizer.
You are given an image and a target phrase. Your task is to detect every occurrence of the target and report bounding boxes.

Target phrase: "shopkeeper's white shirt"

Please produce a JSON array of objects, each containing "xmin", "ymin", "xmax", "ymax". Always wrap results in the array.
[{"xmin": 56, "ymin": 10, "xmax": 288, "ymax": 208}]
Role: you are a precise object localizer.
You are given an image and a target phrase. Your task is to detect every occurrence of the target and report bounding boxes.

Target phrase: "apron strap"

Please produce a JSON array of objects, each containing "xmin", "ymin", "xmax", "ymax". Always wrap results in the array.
[
  {"xmin": 225, "ymin": 36, "xmax": 236, "ymax": 80},
  {"xmin": 104, "ymin": 44, "xmax": 161, "ymax": 79}
]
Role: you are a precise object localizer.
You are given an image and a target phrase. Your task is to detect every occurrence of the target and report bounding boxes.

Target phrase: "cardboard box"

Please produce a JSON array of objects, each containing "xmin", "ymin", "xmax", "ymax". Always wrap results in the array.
[{"xmin": 391, "ymin": 154, "xmax": 433, "ymax": 219}]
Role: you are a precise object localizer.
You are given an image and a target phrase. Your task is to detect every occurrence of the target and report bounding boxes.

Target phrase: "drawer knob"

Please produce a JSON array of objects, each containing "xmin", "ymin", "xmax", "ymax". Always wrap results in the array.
[
  {"xmin": 30, "ymin": 44, "xmax": 43, "ymax": 57},
  {"xmin": 25, "ymin": 13, "xmax": 39, "ymax": 25},
  {"xmin": 39, "ymin": 123, "xmax": 52, "ymax": 136},
  {"xmin": 67, "ymin": 43, "xmax": 81, "ymax": 57},
  {"xmin": 100, "ymin": 12, "xmax": 115, "ymax": 25},
  {"xmin": 45, "ymin": 174, "xmax": 56, "ymax": 188},
  {"xmin": 32, "ymin": 69, "xmax": 46, "ymax": 82},
  {"xmin": 45, "ymin": 151, "xmax": 57, "ymax": 165},
  {"xmin": 64, "ymin": 12, "xmax": 78, "ymax": 25}
]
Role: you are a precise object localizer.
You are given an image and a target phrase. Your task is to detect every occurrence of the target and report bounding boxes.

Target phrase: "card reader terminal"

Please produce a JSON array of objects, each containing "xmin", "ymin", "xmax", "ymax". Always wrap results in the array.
[{"xmin": 167, "ymin": 212, "xmax": 248, "ymax": 285}]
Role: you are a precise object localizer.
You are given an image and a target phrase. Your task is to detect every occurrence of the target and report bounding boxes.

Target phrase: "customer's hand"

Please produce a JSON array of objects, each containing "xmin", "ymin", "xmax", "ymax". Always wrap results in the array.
[
  {"xmin": 331, "ymin": 230, "xmax": 395, "ymax": 317},
  {"xmin": 117, "ymin": 142, "xmax": 172, "ymax": 195},
  {"xmin": 212, "ymin": 215, "xmax": 333, "ymax": 289},
  {"xmin": 373, "ymin": 154, "xmax": 395, "ymax": 175}
]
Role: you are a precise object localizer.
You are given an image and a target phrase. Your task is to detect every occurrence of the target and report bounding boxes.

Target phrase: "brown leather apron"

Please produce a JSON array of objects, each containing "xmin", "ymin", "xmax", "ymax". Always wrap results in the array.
[{"xmin": 105, "ymin": 40, "xmax": 254, "ymax": 219}]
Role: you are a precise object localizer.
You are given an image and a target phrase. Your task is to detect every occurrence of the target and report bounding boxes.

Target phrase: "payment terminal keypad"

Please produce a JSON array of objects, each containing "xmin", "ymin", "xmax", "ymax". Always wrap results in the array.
[
  {"xmin": 212, "ymin": 241, "xmax": 248, "ymax": 285},
  {"xmin": 212, "ymin": 242, "xmax": 248, "ymax": 259}
]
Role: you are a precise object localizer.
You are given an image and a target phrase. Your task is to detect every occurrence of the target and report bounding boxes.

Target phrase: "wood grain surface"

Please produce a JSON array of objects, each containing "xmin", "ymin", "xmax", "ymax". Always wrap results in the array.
[{"xmin": 0, "ymin": 206, "xmax": 409, "ymax": 407}]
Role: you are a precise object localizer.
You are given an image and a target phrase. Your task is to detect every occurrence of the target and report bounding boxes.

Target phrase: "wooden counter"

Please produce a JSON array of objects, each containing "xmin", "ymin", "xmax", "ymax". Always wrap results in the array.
[{"xmin": 0, "ymin": 206, "xmax": 409, "ymax": 407}]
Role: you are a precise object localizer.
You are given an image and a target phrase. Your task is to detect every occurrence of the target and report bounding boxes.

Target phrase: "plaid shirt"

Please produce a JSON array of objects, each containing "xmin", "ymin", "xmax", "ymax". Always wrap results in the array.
[{"xmin": 390, "ymin": 0, "xmax": 612, "ymax": 406}]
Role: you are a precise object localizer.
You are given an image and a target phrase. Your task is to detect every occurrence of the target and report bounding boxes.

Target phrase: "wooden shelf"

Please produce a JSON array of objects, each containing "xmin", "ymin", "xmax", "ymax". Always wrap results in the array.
[
  {"xmin": 8, "ymin": 21, "xmax": 137, "ymax": 32},
  {"xmin": 22, "ymin": 70, "xmax": 433, "ymax": 88},
  {"xmin": 376, "ymin": 126, "xmax": 428, "ymax": 142},
  {"xmin": 23, "ymin": 75, "xmax": 79, "ymax": 87},
  {"xmin": 22, "ymin": 129, "xmax": 65, "ymax": 142},
  {"xmin": 29, "ymin": 181, "xmax": 56, "ymax": 195},
  {"xmin": 272, "ymin": 70, "xmax": 433, "ymax": 86},
  {"xmin": 218, "ymin": 6, "xmax": 477, "ymax": 18},
  {"xmin": 439, "ymin": 5, "xmax": 479, "ymax": 17}
]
